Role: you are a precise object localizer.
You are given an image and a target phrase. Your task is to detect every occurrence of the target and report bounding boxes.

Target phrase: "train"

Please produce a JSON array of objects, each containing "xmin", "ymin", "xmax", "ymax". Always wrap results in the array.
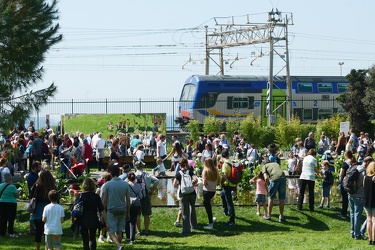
[{"xmin": 174, "ymin": 75, "xmax": 348, "ymax": 127}]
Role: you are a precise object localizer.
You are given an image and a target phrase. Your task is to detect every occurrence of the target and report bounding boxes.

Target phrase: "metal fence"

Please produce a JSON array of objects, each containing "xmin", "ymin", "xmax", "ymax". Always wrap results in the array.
[{"xmin": 30, "ymin": 97, "xmax": 343, "ymax": 131}]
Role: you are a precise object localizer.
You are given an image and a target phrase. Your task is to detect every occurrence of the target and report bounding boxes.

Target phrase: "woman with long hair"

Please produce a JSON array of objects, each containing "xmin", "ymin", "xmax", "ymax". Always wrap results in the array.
[
  {"xmin": 202, "ymin": 158, "xmax": 220, "ymax": 230},
  {"xmin": 76, "ymin": 178, "xmax": 106, "ymax": 250},
  {"xmin": 338, "ymin": 150, "xmax": 357, "ymax": 219},
  {"xmin": 30, "ymin": 170, "xmax": 56, "ymax": 250},
  {"xmin": 164, "ymin": 142, "xmax": 187, "ymax": 172},
  {"xmin": 125, "ymin": 171, "xmax": 143, "ymax": 244},
  {"xmin": 173, "ymin": 158, "xmax": 198, "ymax": 235}
]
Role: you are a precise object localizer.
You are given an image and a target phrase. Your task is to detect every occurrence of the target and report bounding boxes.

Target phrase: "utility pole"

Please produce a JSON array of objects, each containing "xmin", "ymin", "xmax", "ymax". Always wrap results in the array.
[{"xmin": 204, "ymin": 10, "xmax": 293, "ymax": 124}]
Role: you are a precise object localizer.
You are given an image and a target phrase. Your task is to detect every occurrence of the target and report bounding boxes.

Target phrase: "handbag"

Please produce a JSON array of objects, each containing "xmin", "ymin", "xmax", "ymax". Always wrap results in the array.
[
  {"xmin": 26, "ymin": 184, "xmax": 37, "ymax": 213},
  {"xmin": 71, "ymin": 194, "xmax": 84, "ymax": 219}
]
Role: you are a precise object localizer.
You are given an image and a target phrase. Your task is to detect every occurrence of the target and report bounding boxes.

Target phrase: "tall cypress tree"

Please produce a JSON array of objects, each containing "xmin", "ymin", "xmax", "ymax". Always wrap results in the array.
[{"xmin": 0, "ymin": 0, "xmax": 62, "ymax": 130}]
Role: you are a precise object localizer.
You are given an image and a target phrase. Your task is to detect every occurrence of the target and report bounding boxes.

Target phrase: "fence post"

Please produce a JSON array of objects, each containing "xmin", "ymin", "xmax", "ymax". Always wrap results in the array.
[
  {"xmin": 71, "ymin": 99, "xmax": 74, "ymax": 114},
  {"xmin": 139, "ymin": 98, "xmax": 142, "ymax": 113},
  {"xmin": 172, "ymin": 98, "xmax": 175, "ymax": 131},
  {"xmin": 106, "ymin": 98, "xmax": 108, "ymax": 114}
]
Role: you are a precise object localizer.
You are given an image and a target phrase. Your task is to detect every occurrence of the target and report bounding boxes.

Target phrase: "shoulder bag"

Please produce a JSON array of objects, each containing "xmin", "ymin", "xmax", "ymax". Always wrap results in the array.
[
  {"xmin": 26, "ymin": 184, "xmax": 37, "ymax": 213},
  {"xmin": 129, "ymin": 184, "xmax": 142, "ymax": 208},
  {"xmin": 0, "ymin": 183, "xmax": 10, "ymax": 198}
]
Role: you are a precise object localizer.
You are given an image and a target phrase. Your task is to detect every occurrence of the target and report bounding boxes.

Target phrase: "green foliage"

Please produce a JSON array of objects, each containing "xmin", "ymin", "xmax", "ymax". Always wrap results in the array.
[
  {"xmin": 315, "ymin": 113, "xmax": 349, "ymax": 140},
  {"xmin": 337, "ymin": 69, "xmax": 373, "ymax": 134},
  {"xmin": 203, "ymin": 116, "xmax": 223, "ymax": 135},
  {"xmin": 224, "ymin": 118, "xmax": 240, "ymax": 139},
  {"xmin": 260, "ymin": 126, "xmax": 277, "ymax": 148},
  {"xmin": 0, "ymin": 0, "xmax": 62, "ymax": 130},
  {"xmin": 239, "ymin": 114, "xmax": 263, "ymax": 147},
  {"xmin": 275, "ymin": 115, "xmax": 302, "ymax": 149},
  {"xmin": 300, "ymin": 124, "xmax": 316, "ymax": 140},
  {"xmin": 186, "ymin": 119, "xmax": 200, "ymax": 142}
]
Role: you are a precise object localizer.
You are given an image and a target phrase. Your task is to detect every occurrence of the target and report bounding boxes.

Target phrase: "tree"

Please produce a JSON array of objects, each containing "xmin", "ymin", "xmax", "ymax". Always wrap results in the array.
[
  {"xmin": 0, "ymin": 0, "xmax": 62, "ymax": 130},
  {"xmin": 337, "ymin": 69, "xmax": 373, "ymax": 134}
]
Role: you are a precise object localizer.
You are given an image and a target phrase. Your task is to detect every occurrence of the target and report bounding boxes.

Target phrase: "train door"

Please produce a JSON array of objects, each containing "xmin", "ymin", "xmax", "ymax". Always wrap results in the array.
[{"xmin": 261, "ymin": 89, "xmax": 286, "ymax": 126}]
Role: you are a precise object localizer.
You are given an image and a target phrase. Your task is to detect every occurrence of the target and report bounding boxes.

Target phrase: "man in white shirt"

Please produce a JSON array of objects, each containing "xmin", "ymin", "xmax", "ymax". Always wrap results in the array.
[
  {"xmin": 95, "ymin": 133, "xmax": 106, "ymax": 171},
  {"xmin": 157, "ymin": 135, "xmax": 167, "ymax": 160}
]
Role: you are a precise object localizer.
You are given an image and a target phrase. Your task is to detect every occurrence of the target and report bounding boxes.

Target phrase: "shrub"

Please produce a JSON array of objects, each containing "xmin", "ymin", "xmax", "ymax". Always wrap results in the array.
[
  {"xmin": 203, "ymin": 116, "xmax": 223, "ymax": 135},
  {"xmin": 186, "ymin": 120, "xmax": 200, "ymax": 142},
  {"xmin": 239, "ymin": 114, "xmax": 262, "ymax": 147},
  {"xmin": 275, "ymin": 115, "xmax": 302, "ymax": 149}
]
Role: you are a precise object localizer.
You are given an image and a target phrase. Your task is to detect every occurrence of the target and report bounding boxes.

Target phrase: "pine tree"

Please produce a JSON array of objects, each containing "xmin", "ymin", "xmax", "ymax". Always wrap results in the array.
[{"xmin": 0, "ymin": 0, "xmax": 62, "ymax": 130}]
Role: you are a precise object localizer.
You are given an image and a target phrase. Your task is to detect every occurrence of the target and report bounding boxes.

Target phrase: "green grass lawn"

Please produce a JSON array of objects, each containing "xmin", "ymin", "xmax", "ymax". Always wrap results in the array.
[{"xmin": 3, "ymin": 202, "xmax": 371, "ymax": 250}]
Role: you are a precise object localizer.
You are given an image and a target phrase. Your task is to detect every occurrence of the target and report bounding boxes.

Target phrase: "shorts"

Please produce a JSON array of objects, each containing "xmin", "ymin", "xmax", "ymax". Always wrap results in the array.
[
  {"xmin": 255, "ymin": 194, "xmax": 266, "ymax": 203},
  {"xmin": 365, "ymin": 207, "xmax": 375, "ymax": 214},
  {"xmin": 268, "ymin": 178, "xmax": 286, "ymax": 200},
  {"xmin": 322, "ymin": 185, "xmax": 330, "ymax": 197},
  {"xmin": 107, "ymin": 211, "xmax": 126, "ymax": 234},
  {"xmin": 140, "ymin": 193, "xmax": 152, "ymax": 216},
  {"xmin": 45, "ymin": 234, "xmax": 61, "ymax": 249}
]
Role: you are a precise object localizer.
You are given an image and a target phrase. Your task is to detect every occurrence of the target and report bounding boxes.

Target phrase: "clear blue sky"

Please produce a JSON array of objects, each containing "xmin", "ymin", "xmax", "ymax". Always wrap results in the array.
[{"xmin": 41, "ymin": 0, "xmax": 375, "ymax": 100}]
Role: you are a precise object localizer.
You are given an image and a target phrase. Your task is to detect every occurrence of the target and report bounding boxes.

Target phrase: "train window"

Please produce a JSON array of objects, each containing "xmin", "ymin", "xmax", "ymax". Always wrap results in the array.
[
  {"xmin": 303, "ymin": 109, "xmax": 313, "ymax": 120},
  {"xmin": 318, "ymin": 109, "xmax": 333, "ymax": 119},
  {"xmin": 338, "ymin": 83, "xmax": 348, "ymax": 93},
  {"xmin": 298, "ymin": 83, "xmax": 313, "ymax": 93},
  {"xmin": 233, "ymin": 97, "xmax": 249, "ymax": 109},
  {"xmin": 318, "ymin": 83, "xmax": 332, "ymax": 93},
  {"xmin": 180, "ymin": 84, "xmax": 196, "ymax": 101},
  {"xmin": 227, "ymin": 96, "xmax": 255, "ymax": 109},
  {"xmin": 197, "ymin": 94, "xmax": 218, "ymax": 108}
]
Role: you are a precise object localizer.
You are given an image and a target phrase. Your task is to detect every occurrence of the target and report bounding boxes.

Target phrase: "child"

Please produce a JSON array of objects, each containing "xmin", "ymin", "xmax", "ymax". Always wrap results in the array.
[
  {"xmin": 152, "ymin": 158, "xmax": 166, "ymax": 176},
  {"xmin": 42, "ymin": 190, "xmax": 65, "ymax": 250},
  {"xmin": 317, "ymin": 161, "xmax": 333, "ymax": 208},
  {"xmin": 287, "ymin": 152, "xmax": 297, "ymax": 192},
  {"xmin": 250, "ymin": 171, "xmax": 268, "ymax": 218}
]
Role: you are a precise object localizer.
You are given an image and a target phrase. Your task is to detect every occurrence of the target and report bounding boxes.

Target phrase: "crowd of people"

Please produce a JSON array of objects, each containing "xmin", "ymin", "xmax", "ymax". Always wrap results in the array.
[{"xmin": 1, "ymin": 121, "xmax": 375, "ymax": 248}]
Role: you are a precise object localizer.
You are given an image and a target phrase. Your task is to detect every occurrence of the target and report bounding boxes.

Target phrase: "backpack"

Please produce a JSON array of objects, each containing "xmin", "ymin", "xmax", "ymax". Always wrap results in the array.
[
  {"xmin": 227, "ymin": 162, "xmax": 243, "ymax": 184},
  {"xmin": 342, "ymin": 165, "xmax": 364, "ymax": 194},
  {"xmin": 325, "ymin": 170, "xmax": 334, "ymax": 185},
  {"xmin": 0, "ymin": 166, "xmax": 5, "ymax": 183},
  {"xmin": 136, "ymin": 172, "xmax": 148, "ymax": 197},
  {"xmin": 179, "ymin": 170, "xmax": 195, "ymax": 194}
]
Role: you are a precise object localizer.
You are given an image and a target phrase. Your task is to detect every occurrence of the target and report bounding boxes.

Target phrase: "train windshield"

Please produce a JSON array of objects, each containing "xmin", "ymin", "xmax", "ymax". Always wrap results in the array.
[{"xmin": 180, "ymin": 84, "xmax": 196, "ymax": 101}]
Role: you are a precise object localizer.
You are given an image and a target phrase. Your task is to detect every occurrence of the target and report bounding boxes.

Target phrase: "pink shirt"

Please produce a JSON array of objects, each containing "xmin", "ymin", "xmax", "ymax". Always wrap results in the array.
[{"xmin": 256, "ymin": 179, "xmax": 267, "ymax": 195}]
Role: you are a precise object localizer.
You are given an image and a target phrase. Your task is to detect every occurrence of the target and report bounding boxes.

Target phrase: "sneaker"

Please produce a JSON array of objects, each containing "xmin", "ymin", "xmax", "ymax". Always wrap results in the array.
[
  {"xmin": 117, "ymin": 245, "xmax": 124, "ymax": 250},
  {"xmin": 98, "ymin": 235, "xmax": 105, "ymax": 243},
  {"xmin": 256, "ymin": 212, "xmax": 261, "ymax": 216},
  {"xmin": 130, "ymin": 241, "xmax": 135, "ymax": 244},
  {"xmin": 136, "ymin": 231, "xmax": 142, "ymax": 236},
  {"xmin": 316, "ymin": 205, "xmax": 323, "ymax": 209},
  {"xmin": 225, "ymin": 221, "xmax": 235, "ymax": 226},
  {"xmin": 203, "ymin": 224, "xmax": 213, "ymax": 230},
  {"xmin": 263, "ymin": 214, "xmax": 271, "ymax": 220},
  {"xmin": 279, "ymin": 215, "xmax": 286, "ymax": 222},
  {"xmin": 212, "ymin": 217, "xmax": 217, "ymax": 224},
  {"xmin": 325, "ymin": 205, "xmax": 330, "ymax": 209},
  {"xmin": 174, "ymin": 221, "xmax": 182, "ymax": 227},
  {"xmin": 107, "ymin": 235, "xmax": 113, "ymax": 243},
  {"xmin": 9, "ymin": 234, "xmax": 18, "ymax": 238}
]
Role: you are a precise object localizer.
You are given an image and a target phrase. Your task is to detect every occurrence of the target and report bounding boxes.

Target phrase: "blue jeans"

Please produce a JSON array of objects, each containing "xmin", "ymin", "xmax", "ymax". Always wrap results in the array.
[
  {"xmin": 220, "ymin": 186, "xmax": 236, "ymax": 223},
  {"xmin": 349, "ymin": 195, "xmax": 364, "ymax": 237}
]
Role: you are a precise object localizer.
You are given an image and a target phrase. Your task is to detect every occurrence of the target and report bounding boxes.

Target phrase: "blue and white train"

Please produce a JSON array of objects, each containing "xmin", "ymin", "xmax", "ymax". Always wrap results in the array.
[{"xmin": 175, "ymin": 75, "xmax": 348, "ymax": 127}]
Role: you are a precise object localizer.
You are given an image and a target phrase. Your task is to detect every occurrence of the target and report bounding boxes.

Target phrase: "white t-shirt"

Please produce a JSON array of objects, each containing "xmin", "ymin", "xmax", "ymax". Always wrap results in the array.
[
  {"xmin": 136, "ymin": 150, "xmax": 145, "ymax": 161},
  {"xmin": 96, "ymin": 138, "xmax": 106, "ymax": 149},
  {"xmin": 157, "ymin": 141, "xmax": 166, "ymax": 157},
  {"xmin": 42, "ymin": 203, "xmax": 65, "ymax": 235},
  {"xmin": 287, "ymin": 158, "xmax": 296, "ymax": 172}
]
